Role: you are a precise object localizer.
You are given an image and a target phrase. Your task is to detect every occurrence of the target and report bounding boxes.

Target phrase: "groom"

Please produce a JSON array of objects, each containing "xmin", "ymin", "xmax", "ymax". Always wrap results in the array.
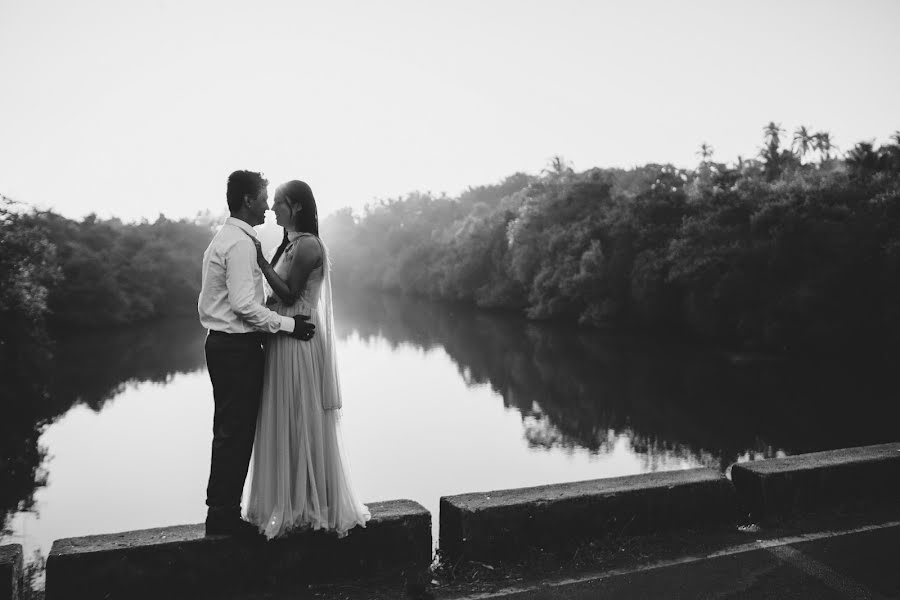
[{"xmin": 198, "ymin": 170, "xmax": 315, "ymax": 537}]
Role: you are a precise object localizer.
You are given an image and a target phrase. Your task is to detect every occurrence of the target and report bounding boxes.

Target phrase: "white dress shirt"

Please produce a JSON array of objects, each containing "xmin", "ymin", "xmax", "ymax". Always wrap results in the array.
[{"xmin": 198, "ymin": 217, "xmax": 295, "ymax": 334}]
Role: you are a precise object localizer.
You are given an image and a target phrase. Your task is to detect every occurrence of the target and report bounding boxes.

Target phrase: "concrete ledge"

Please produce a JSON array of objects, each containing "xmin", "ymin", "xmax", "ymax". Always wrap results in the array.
[
  {"xmin": 0, "ymin": 545, "xmax": 22, "ymax": 600},
  {"xmin": 439, "ymin": 468, "xmax": 736, "ymax": 562},
  {"xmin": 731, "ymin": 442, "xmax": 900, "ymax": 520},
  {"xmin": 46, "ymin": 499, "xmax": 430, "ymax": 599}
]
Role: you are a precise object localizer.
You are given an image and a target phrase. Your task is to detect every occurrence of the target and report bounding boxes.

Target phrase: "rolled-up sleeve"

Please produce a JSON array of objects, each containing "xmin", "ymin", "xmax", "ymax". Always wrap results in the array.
[{"xmin": 225, "ymin": 239, "xmax": 295, "ymax": 333}]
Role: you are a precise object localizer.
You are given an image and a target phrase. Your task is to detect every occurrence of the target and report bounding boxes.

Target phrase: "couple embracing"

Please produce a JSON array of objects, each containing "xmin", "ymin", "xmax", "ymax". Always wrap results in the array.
[{"xmin": 198, "ymin": 170, "xmax": 370, "ymax": 540}]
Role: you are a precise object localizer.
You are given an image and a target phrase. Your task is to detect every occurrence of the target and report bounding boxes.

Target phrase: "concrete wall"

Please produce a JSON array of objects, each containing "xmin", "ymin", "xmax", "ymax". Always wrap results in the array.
[
  {"xmin": 45, "ymin": 499, "xmax": 430, "ymax": 600},
  {"xmin": 731, "ymin": 442, "xmax": 900, "ymax": 519},
  {"xmin": 439, "ymin": 442, "xmax": 900, "ymax": 562},
  {"xmin": 440, "ymin": 468, "xmax": 736, "ymax": 562},
  {"xmin": 32, "ymin": 441, "xmax": 900, "ymax": 599},
  {"xmin": 0, "ymin": 545, "xmax": 22, "ymax": 600}
]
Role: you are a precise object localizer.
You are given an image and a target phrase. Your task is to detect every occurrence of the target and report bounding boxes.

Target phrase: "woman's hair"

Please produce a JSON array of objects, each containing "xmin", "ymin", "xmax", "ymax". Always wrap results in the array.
[
  {"xmin": 281, "ymin": 180, "xmax": 318, "ymax": 236},
  {"xmin": 270, "ymin": 180, "xmax": 319, "ymax": 266}
]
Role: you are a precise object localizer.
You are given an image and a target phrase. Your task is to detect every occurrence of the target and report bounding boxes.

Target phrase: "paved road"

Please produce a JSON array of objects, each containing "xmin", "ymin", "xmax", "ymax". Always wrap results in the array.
[{"xmin": 443, "ymin": 522, "xmax": 900, "ymax": 600}]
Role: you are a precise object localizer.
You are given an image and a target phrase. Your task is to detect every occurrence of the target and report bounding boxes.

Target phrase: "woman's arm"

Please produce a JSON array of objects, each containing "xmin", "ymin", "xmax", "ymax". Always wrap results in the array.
[{"xmin": 252, "ymin": 237, "xmax": 322, "ymax": 306}]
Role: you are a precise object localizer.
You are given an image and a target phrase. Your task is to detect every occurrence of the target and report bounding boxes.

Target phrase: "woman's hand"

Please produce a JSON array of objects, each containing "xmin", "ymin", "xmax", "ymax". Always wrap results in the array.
[{"xmin": 250, "ymin": 237, "xmax": 266, "ymax": 268}]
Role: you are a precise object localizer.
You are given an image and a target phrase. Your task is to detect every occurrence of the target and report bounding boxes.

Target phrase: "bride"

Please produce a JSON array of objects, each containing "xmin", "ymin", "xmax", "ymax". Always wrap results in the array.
[{"xmin": 243, "ymin": 179, "xmax": 370, "ymax": 539}]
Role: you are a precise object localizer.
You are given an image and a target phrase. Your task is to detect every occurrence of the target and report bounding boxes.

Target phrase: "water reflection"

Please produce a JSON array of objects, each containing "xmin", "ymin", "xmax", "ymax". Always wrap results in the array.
[
  {"xmin": 1, "ymin": 331, "xmax": 53, "ymax": 535},
  {"xmin": 3, "ymin": 291, "xmax": 898, "ymax": 537},
  {"xmin": 1, "ymin": 318, "xmax": 207, "ymax": 532},
  {"xmin": 50, "ymin": 318, "xmax": 207, "ymax": 412},
  {"xmin": 333, "ymin": 289, "xmax": 899, "ymax": 470}
]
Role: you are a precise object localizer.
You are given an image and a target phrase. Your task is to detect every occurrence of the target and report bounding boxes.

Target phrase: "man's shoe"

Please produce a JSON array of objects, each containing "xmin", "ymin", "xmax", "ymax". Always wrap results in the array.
[
  {"xmin": 205, "ymin": 515, "xmax": 262, "ymax": 540},
  {"xmin": 231, "ymin": 518, "xmax": 264, "ymax": 540}
]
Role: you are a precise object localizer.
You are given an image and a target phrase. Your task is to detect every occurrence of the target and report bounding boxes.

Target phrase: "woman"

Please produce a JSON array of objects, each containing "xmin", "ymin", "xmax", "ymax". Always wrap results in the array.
[{"xmin": 243, "ymin": 180, "xmax": 370, "ymax": 539}]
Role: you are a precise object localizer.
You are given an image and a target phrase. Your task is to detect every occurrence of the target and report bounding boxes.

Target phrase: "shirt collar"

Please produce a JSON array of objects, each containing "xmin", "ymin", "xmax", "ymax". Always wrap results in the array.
[{"xmin": 225, "ymin": 216, "xmax": 258, "ymax": 239}]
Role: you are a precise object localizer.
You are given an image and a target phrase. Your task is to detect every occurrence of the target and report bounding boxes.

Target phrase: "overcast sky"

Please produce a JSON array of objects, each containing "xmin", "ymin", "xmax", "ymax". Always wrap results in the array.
[{"xmin": 1, "ymin": 0, "xmax": 898, "ymax": 222}]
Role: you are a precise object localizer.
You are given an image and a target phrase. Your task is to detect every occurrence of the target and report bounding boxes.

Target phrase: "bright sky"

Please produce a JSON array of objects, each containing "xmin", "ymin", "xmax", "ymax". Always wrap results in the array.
[{"xmin": 1, "ymin": 0, "xmax": 898, "ymax": 222}]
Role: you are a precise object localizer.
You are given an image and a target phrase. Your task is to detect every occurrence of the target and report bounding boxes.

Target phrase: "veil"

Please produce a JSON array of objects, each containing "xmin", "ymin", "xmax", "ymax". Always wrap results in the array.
[{"xmin": 316, "ymin": 237, "xmax": 342, "ymax": 411}]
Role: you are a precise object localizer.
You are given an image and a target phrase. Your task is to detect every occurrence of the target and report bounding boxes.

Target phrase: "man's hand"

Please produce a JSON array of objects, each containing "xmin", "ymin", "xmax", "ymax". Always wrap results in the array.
[
  {"xmin": 287, "ymin": 314, "xmax": 315, "ymax": 341},
  {"xmin": 250, "ymin": 237, "xmax": 267, "ymax": 268}
]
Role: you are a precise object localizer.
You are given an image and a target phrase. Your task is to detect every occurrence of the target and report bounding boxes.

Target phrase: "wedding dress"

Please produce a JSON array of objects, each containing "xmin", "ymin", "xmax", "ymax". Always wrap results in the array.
[{"xmin": 244, "ymin": 232, "xmax": 370, "ymax": 539}]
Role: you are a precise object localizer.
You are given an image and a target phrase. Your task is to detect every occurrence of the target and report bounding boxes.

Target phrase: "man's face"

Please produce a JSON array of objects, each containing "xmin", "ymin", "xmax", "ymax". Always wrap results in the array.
[{"xmin": 247, "ymin": 188, "xmax": 269, "ymax": 226}]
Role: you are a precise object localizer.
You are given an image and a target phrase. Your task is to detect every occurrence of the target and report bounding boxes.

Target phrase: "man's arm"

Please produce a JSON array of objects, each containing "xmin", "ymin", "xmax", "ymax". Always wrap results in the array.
[
  {"xmin": 224, "ymin": 239, "xmax": 295, "ymax": 333},
  {"xmin": 257, "ymin": 236, "xmax": 321, "ymax": 306}
]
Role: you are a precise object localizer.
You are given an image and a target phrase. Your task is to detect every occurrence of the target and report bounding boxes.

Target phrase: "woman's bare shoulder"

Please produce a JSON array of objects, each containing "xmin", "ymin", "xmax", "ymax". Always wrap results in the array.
[{"xmin": 292, "ymin": 235, "xmax": 323, "ymax": 261}]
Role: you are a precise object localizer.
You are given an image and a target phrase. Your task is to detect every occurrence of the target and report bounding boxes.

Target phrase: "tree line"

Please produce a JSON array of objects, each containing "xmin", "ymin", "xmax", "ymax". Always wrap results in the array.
[
  {"xmin": 322, "ymin": 126, "xmax": 900, "ymax": 352},
  {"xmin": 1, "ymin": 202, "xmax": 217, "ymax": 332},
  {"xmin": 2, "ymin": 124, "xmax": 900, "ymax": 352}
]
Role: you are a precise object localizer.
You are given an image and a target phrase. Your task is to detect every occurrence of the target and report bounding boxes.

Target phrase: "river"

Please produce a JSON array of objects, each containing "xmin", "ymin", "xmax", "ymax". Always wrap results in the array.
[{"xmin": 2, "ymin": 289, "xmax": 897, "ymax": 576}]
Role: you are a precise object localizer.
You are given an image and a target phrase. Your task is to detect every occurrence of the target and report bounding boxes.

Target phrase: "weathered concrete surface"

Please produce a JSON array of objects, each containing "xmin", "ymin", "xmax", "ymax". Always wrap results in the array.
[
  {"xmin": 731, "ymin": 442, "xmax": 900, "ymax": 520},
  {"xmin": 439, "ymin": 468, "xmax": 736, "ymax": 562},
  {"xmin": 437, "ymin": 522, "xmax": 900, "ymax": 599},
  {"xmin": 0, "ymin": 544, "xmax": 22, "ymax": 600},
  {"xmin": 46, "ymin": 499, "xmax": 430, "ymax": 599}
]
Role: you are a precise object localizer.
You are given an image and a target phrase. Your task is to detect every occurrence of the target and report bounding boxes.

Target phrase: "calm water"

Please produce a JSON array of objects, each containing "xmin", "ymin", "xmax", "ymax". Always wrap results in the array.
[{"xmin": 2, "ymin": 290, "xmax": 898, "ymax": 571}]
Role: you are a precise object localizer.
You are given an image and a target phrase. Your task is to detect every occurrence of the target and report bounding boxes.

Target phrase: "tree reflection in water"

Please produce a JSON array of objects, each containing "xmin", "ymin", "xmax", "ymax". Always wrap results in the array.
[
  {"xmin": 1, "ymin": 331, "xmax": 52, "ymax": 536},
  {"xmin": 333, "ymin": 287, "xmax": 899, "ymax": 472},
  {"xmin": 48, "ymin": 318, "xmax": 207, "ymax": 412},
  {"xmin": 0, "ymin": 318, "xmax": 207, "ymax": 532},
  {"xmin": 3, "ymin": 292, "xmax": 898, "ymax": 533}
]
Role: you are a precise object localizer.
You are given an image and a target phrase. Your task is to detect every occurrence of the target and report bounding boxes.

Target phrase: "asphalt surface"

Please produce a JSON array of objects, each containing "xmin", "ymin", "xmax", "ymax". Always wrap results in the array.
[{"xmin": 441, "ymin": 522, "xmax": 900, "ymax": 599}]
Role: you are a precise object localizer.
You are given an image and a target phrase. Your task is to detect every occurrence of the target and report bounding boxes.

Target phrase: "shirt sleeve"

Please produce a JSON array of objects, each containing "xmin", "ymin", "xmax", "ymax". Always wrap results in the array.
[
  {"xmin": 279, "ymin": 315, "xmax": 295, "ymax": 333},
  {"xmin": 225, "ymin": 238, "xmax": 296, "ymax": 333}
]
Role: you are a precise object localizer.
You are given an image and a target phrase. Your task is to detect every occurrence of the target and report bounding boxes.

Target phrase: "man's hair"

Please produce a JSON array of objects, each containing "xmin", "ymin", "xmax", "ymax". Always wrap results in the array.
[{"xmin": 226, "ymin": 170, "xmax": 268, "ymax": 213}]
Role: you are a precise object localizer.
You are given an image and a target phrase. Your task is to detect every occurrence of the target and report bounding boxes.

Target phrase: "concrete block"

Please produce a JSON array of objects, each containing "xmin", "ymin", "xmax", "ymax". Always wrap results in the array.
[
  {"xmin": 46, "ymin": 499, "xmax": 430, "ymax": 599},
  {"xmin": 731, "ymin": 442, "xmax": 900, "ymax": 520},
  {"xmin": 439, "ymin": 468, "xmax": 736, "ymax": 562},
  {"xmin": 0, "ymin": 545, "xmax": 22, "ymax": 600}
]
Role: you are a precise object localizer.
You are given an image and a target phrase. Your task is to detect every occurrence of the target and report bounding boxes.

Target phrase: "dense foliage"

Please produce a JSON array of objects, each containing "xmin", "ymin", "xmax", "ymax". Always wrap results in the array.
[
  {"xmin": 2, "ymin": 125, "xmax": 899, "ymax": 351},
  {"xmin": 323, "ymin": 128, "xmax": 900, "ymax": 351},
  {"xmin": 7, "ymin": 210, "xmax": 217, "ymax": 329}
]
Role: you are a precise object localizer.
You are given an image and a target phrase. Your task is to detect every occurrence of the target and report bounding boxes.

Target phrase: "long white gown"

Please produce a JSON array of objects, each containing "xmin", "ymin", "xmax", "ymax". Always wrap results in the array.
[{"xmin": 244, "ymin": 232, "xmax": 370, "ymax": 539}]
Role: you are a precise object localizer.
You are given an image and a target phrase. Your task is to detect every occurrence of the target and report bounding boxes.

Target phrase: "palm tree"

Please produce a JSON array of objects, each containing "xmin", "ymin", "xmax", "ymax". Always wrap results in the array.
[
  {"xmin": 696, "ymin": 142, "xmax": 714, "ymax": 162},
  {"xmin": 763, "ymin": 122, "xmax": 784, "ymax": 151},
  {"xmin": 792, "ymin": 126, "xmax": 814, "ymax": 162},
  {"xmin": 846, "ymin": 141, "xmax": 880, "ymax": 177},
  {"xmin": 813, "ymin": 131, "xmax": 836, "ymax": 162},
  {"xmin": 541, "ymin": 155, "xmax": 574, "ymax": 180},
  {"xmin": 761, "ymin": 122, "xmax": 785, "ymax": 180}
]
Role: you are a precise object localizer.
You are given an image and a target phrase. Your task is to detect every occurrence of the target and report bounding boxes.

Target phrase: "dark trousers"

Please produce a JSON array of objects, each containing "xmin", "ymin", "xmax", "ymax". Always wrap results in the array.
[{"xmin": 204, "ymin": 331, "xmax": 265, "ymax": 518}]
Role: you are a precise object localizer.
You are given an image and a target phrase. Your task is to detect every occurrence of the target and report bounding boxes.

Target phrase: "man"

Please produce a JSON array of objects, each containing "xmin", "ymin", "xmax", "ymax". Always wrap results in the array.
[{"xmin": 198, "ymin": 170, "xmax": 315, "ymax": 537}]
